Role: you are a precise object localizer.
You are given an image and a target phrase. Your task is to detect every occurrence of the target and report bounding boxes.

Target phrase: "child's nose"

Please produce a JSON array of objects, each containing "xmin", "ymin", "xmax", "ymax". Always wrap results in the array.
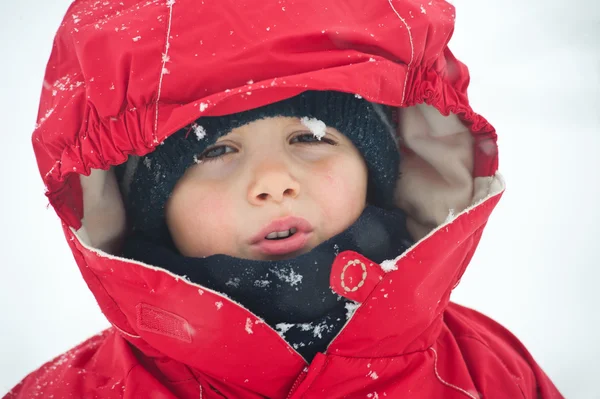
[{"xmin": 247, "ymin": 164, "xmax": 300, "ymax": 205}]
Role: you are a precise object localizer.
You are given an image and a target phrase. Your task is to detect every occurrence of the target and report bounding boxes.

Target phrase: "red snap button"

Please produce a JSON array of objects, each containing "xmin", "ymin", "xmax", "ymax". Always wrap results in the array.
[{"xmin": 330, "ymin": 251, "xmax": 385, "ymax": 302}]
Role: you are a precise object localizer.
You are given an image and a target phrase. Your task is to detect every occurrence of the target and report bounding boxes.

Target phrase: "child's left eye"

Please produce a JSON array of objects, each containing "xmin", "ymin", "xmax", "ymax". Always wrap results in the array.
[{"xmin": 290, "ymin": 133, "xmax": 336, "ymax": 145}]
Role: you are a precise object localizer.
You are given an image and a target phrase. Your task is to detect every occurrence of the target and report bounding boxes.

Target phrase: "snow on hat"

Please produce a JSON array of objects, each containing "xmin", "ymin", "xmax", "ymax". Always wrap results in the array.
[{"xmin": 117, "ymin": 91, "xmax": 400, "ymax": 242}]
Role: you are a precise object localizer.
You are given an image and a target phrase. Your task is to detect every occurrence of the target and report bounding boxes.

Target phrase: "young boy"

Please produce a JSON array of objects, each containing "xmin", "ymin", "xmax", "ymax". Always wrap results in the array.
[{"xmin": 6, "ymin": 0, "xmax": 562, "ymax": 398}]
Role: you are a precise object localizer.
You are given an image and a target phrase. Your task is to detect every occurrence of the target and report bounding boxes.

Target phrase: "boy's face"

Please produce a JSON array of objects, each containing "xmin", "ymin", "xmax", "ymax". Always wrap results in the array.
[{"xmin": 165, "ymin": 116, "xmax": 368, "ymax": 261}]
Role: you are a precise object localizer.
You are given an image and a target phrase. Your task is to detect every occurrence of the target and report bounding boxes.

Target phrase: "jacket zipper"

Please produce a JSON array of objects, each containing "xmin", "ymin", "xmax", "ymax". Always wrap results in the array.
[{"xmin": 286, "ymin": 368, "xmax": 309, "ymax": 399}]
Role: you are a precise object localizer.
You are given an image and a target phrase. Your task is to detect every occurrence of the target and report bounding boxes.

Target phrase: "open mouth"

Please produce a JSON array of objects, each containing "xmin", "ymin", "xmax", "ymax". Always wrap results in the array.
[
  {"xmin": 251, "ymin": 217, "xmax": 312, "ymax": 256},
  {"xmin": 265, "ymin": 227, "xmax": 298, "ymax": 240},
  {"xmin": 257, "ymin": 230, "xmax": 309, "ymax": 256}
]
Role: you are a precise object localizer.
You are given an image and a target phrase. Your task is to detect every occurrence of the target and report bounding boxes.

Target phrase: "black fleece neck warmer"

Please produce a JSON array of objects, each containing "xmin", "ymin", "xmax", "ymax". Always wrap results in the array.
[{"xmin": 121, "ymin": 205, "xmax": 413, "ymax": 361}]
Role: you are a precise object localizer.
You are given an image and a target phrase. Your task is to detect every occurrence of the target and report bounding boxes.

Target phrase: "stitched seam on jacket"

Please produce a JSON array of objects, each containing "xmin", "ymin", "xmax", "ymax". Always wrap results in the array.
[
  {"xmin": 429, "ymin": 347, "xmax": 478, "ymax": 399},
  {"xmin": 455, "ymin": 334, "xmax": 528, "ymax": 398},
  {"xmin": 387, "ymin": 0, "xmax": 414, "ymax": 105},
  {"xmin": 120, "ymin": 364, "xmax": 141, "ymax": 398},
  {"xmin": 298, "ymin": 356, "xmax": 330, "ymax": 399},
  {"xmin": 111, "ymin": 323, "xmax": 141, "ymax": 339},
  {"xmin": 154, "ymin": 0, "xmax": 175, "ymax": 141}
]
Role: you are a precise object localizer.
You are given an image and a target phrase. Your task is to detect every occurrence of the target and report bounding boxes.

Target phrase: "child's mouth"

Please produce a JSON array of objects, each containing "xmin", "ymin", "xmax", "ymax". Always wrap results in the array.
[
  {"xmin": 250, "ymin": 217, "xmax": 312, "ymax": 256},
  {"xmin": 256, "ymin": 230, "xmax": 310, "ymax": 256},
  {"xmin": 265, "ymin": 227, "xmax": 297, "ymax": 240}
]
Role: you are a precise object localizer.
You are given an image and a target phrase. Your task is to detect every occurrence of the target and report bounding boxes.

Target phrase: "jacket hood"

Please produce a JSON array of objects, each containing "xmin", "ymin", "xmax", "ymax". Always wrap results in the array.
[{"xmin": 32, "ymin": 0, "xmax": 503, "ymax": 397}]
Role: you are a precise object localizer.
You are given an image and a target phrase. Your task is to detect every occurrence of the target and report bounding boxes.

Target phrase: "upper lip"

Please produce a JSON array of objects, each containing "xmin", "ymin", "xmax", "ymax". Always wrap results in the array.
[{"xmin": 249, "ymin": 216, "xmax": 313, "ymax": 244}]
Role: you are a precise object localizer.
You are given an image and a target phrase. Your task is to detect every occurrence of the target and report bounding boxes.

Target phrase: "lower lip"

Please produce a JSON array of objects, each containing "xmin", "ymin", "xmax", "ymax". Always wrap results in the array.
[{"xmin": 254, "ymin": 232, "xmax": 311, "ymax": 256}]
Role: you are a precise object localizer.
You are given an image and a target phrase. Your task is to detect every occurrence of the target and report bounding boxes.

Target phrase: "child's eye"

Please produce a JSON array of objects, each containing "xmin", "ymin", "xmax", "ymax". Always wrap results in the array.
[
  {"xmin": 290, "ymin": 133, "xmax": 337, "ymax": 145},
  {"xmin": 198, "ymin": 144, "xmax": 236, "ymax": 161}
]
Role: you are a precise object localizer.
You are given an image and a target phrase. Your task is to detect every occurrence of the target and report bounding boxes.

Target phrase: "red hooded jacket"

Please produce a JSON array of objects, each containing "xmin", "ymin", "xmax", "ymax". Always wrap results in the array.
[{"xmin": 6, "ymin": 0, "xmax": 562, "ymax": 398}]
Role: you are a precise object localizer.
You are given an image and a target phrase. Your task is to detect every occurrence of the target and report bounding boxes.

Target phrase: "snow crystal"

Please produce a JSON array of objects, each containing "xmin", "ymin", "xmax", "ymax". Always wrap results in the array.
[
  {"xmin": 154, "ymin": 169, "xmax": 165, "ymax": 183},
  {"xmin": 270, "ymin": 267, "xmax": 303, "ymax": 286},
  {"xmin": 192, "ymin": 123, "xmax": 206, "ymax": 140},
  {"xmin": 369, "ymin": 57, "xmax": 376, "ymax": 62},
  {"xmin": 226, "ymin": 278, "xmax": 241, "ymax": 288},
  {"xmin": 254, "ymin": 280, "xmax": 271, "ymax": 288},
  {"xmin": 199, "ymin": 102, "xmax": 209, "ymax": 112},
  {"xmin": 333, "ymin": 244, "xmax": 340, "ymax": 256},
  {"xmin": 246, "ymin": 79, "xmax": 254, "ymax": 84},
  {"xmin": 275, "ymin": 323, "xmax": 294, "ymax": 337},
  {"xmin": 300, "ymin": 117, "xmax": 326, "ymax": 140},
  {"xmin": 380, "ymin": 259, "xmax": 398, "ymax": 272},
  {"xmin": 420, "ymin": 4, "xmax": 427, "ymax": 14},
  {"xmin": 162, "ymin": 67, "xmax": 170, "ymax": 75},
  {"xmin": 51, "ymin": 74, "xmax": 84, "ymax": 93},
  {"xmin": 215, "ymin": 301, "xmax": 223, "ymax": 310},
  {"xmin": 110, "ymin": 83, "xmax": 115, "ymax": 90},
  {"xmin": 345, "ymin": 301, "xmax": 360, "ymax": 319},
  {"xmin": 368, "ymin": 371, "xmax": 379, "ymax": 380},
  {"xmin": 355, "ymin": 94, "xmax": 363, "ymax": 99},
  {"xmin": 298, "ymin": 321, "xmax": 332, "ymax": 339},
  {"xmin": 133, "ymin": 36, "xmax": 142, "ymax": 42},
  {"xmin": 198, "ymin": 288, "xmax": 204, "ymax": 295},
  {"xmin": 245, "ymin": 318, "xmax": 254, "ymax": 334},
  {"xmin": 35, "ymin": 107, "xmax": 55, "ymax": 129}
]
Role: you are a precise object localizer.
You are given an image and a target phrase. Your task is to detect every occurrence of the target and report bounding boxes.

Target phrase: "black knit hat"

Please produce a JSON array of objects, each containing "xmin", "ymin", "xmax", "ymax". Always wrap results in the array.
[{"xmin": 117, "ymin": 91, "xmax": 400, "ymax": 242}]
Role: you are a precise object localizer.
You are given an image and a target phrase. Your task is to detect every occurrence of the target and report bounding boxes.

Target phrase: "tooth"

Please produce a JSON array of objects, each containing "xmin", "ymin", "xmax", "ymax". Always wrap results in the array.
[
  {"xmin": 290, "ymin": 227, "xmax": 297, "ymax": 234},
  {"xmin": 277, "ymin": 230, "xmax": 290, "ymax": 238},
  {"xmin": 266, "ymin": 232, "xmax": 278, "ymax": 239}
]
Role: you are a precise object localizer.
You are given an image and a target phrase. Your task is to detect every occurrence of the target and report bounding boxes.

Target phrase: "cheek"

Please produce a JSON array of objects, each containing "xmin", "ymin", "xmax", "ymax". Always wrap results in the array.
[
  {"xmin": 166, "ymin": 184, "xmax": 235, "ymax": 257},
  {"xmin": 312, "ymin": 157, "xmax": 367, "ymax": 233}
]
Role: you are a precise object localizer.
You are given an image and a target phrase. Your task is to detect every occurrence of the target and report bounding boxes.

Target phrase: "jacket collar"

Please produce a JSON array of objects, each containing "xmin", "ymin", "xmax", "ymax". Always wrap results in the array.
[{"xmin": 68, "ymin": 180, "xmax": 503, "ymax": 398}]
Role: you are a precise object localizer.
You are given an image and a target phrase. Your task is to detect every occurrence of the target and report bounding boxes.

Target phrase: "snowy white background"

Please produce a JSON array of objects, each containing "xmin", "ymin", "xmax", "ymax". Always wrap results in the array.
[{"xmin": 1, "ymin": 0, "xmax": 598, "ymax": 397}]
